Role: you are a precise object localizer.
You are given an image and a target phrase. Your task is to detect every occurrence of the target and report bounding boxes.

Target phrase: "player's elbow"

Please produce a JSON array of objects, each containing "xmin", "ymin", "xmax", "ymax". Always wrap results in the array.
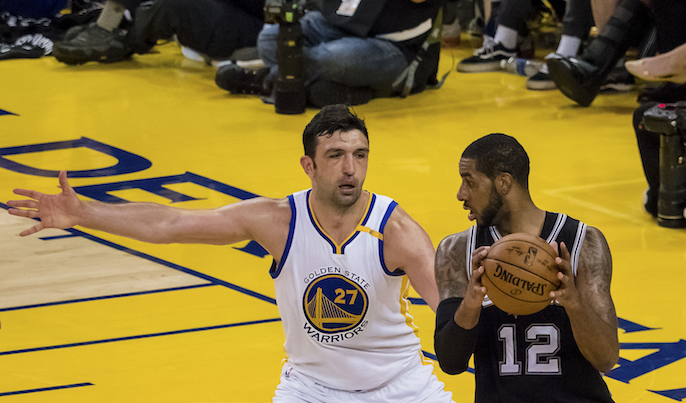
[
  {"xmin": 434, "ymin": 344, "xmax": 471, "ymax": 375},
  {"xmin": 588, "ymin": 345, "xmax": 619, "ymax": 374},
  {"xmin": 596, "ymin": 352, "xmax": 620, "ymax": 374},
  {"xmin": 437, "ymin": 359, "xmax": 469, "ymax": 375}
]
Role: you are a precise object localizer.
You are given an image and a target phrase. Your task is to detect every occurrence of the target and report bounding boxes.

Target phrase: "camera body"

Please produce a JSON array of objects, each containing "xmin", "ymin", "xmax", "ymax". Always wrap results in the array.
[
  {"xmin": 642, "ymin": 102, "xmax": 686, "ymax": 228},
  {"xmin": 264, "ymin": 0, "xmax": 307, "ymax": 114}
]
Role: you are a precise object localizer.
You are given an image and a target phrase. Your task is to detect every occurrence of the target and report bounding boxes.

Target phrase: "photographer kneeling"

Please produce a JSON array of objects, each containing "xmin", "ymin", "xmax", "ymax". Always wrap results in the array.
[{"xmin": 215, "ymin": 0, "xmax": 445, "ymax": 111}]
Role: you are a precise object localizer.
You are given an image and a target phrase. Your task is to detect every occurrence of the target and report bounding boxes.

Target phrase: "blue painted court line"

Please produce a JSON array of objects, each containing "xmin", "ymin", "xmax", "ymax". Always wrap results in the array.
[
  {"xmin": 0, "ymin": 383, "xmax": 93, "ymax": 396},
  {"xmin": 649, "ymin": 388, "xmax": 686, "ymax": 401},
  {"xmin": 618, "ymin": 317, "xmax": 659, "ymax": 333},
  {"xmin": 422, "ymin": 350, "xmax": 437, "ymax": 360},
  {"xmin": 0, "ymin": 202, "xmax": 276, "ymax": 305},
  {"xmin": 39, "ymin": 233, "xmax": 81, "ymax": 240},
  {"xmin": 0, "ymin": 318, "xmax": 282, "ymax": 356},
  {"xmin": 0, "ymin": 283, "xmax": 216, "ymax": 312}
]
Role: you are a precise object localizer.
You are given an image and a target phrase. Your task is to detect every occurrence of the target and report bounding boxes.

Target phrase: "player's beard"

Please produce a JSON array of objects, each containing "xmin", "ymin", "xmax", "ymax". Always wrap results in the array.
[
  {"xmin": 329, "ymin": 180, "xmax": 363, "ymax": 209},
  {"xmin": 479, "ymin": 185, "xmax": 504, "ymax": 226}
]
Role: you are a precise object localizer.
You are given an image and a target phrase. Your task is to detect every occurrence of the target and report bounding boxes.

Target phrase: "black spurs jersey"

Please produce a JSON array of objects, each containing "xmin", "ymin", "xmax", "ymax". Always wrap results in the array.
[{"xmin": 466, "ymin": 212, "xmax": 614, "ymax": 403}]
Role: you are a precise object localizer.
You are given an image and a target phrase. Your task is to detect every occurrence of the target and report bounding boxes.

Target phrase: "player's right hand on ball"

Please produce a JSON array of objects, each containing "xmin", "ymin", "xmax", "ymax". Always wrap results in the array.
[{"xmin": 7, "ymin": 170, "xmax": 83, "ymax": 237}]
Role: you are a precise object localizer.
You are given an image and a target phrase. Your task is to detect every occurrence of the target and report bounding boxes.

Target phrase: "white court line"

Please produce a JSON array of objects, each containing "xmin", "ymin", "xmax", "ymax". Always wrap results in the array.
[{"xmin": 541, "ymin": 178, "xmax": 646, "ymax": 225}]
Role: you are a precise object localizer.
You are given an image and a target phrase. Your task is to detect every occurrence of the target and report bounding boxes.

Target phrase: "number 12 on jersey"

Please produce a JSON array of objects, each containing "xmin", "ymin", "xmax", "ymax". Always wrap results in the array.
[{"xmin": 498, "ymin": 324, "xmax": 562, "ymax": 375}]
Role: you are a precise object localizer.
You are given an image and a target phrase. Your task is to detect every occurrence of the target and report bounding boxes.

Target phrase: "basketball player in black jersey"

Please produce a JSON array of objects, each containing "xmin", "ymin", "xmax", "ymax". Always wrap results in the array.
[{"xmin": 433, "ymin": 133, "xmax": 619, "ymax": 402}]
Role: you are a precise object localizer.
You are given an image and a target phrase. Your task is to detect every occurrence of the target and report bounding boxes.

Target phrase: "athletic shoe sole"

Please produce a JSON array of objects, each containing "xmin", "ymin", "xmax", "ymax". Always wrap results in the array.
[
  {"xmin": 456, "ymin": 60, "xmax": 503, "ymax": 73},
  {"xmin": 526, "ymin": 79, "xmax": 557, "ymax": 91},
  {"xmin": 53, "ymin": 45, "xmax": 130, "ymax": 65},
  {"xmin": 599, "ymin": 82, "xmax": 635, "ymax": 92}
]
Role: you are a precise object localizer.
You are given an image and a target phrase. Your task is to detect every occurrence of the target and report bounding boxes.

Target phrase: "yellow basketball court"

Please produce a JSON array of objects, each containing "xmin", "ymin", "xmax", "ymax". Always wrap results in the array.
[{"xmin": 0, "ymin": 38, "xmax": 685, "ymax": 402}]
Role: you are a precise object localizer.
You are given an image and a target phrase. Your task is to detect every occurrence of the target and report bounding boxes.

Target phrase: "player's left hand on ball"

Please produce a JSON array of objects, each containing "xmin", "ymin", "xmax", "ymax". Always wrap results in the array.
[
  {"xmin": 465, "ymin": 246, "xmax": 489, "ymax": 308},
  {"xmin": 549, "ymin": 241, "xmax": 581, "ymax": 310}
]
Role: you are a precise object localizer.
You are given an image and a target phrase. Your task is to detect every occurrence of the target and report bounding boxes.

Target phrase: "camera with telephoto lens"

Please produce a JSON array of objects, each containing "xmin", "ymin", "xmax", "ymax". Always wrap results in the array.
[
  {"xmin": 264, "ymin": 0, "xmax": 307, "ymax": 115},
  {"xmin": 642, "ymin": 101, "xmax": 686, "ymax": 228}
]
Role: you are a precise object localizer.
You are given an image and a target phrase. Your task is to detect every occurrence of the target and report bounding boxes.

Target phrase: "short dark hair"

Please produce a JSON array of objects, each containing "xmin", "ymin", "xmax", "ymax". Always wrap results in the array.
[
  {"xmin": 303, "ymin": 104, "xmax": 369, "ymax": 159},
  {"xmin": 462, "ymin": 133, "xmax": 530, "ymax": 188}
]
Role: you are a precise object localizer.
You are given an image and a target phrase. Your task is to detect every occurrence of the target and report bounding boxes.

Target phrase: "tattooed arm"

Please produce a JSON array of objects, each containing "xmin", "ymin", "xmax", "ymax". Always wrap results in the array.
[
  {"xmin": 433, "ymin": 230, "xmax": 489, "ymax": 374},
  {"xmin": 436, "ymin": 230, "xmax": 490, "ymax": 326},
  {"xmin": 550, "ymin": 226, "xmax": 619, "ymax": 373}
]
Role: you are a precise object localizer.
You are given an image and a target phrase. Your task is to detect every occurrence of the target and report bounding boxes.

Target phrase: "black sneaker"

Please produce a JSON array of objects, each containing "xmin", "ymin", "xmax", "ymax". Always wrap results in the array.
[
  {"xmin": 53, "ymin": 23, "xmax": 129, "ymax": 65},
  {"xmin": 215, "ymin": 64, "xmax": 272, "ymax": 96},
  {"xmin": 526, "ymin": 54, "xmax": 557, "ymax": 91},
  {"xmin": 457, "ymin": 38, "xmax": 517, "ymax": 73},
  {"xmin": 526, "ymin": 71, "xmax": 556, "ymax": 90},
  {"xmin": 546, "ymin": 56, "xmax": 601, "ymax": 107}
]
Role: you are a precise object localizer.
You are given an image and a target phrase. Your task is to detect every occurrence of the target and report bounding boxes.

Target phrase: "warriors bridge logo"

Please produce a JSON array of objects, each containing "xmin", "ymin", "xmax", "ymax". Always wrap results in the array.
[{"xmin": 303, "ymin": 274, "xmax": 369, "ymax": 339}]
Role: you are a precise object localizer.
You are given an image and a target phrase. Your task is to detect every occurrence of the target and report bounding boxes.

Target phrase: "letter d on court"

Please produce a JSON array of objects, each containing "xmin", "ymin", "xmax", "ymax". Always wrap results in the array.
[{"xmin": 0, "ymin": 137, "xmax": 151, "ymax": 177}]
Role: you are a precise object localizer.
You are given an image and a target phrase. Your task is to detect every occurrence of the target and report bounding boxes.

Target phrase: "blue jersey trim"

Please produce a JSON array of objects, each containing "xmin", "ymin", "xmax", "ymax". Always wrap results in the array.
[
  {"xmin": 362, "ymin": 193, "xmax": 377, "ymax": 226},
  {"xmin": 379, "ymin": 201, "xmax": 404, "ymax": 276},
  {"xmin": 340, "ymin": 193, "xmax": 377, "ymax": 254},
  {"xmin": 270, "ymin": 194, "xmax": 297, "ymax": 279}
]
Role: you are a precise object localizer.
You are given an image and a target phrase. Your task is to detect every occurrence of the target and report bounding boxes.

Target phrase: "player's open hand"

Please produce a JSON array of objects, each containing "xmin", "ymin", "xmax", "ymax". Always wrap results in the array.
[
  {"xmin": 6, "ymin": 170, "xmax": 83, "ymax": 236},
  {"xmin": 549, "ymin": 241, "xmax": 582, "ymax": 311}
]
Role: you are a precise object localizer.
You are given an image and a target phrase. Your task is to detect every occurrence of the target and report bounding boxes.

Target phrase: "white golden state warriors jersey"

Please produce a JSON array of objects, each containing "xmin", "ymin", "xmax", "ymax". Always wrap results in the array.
[{"xmin": 270, "ymin": 189, "xmax": 424, "ymax": 391}]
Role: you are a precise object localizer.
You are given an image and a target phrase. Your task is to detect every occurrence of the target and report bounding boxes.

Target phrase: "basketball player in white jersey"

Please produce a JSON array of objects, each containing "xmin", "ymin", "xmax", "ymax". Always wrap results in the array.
[
  {"xmin": 7, "ymin": 105, "xmax": 454, "ymax": 403},
  {"xmin": 433, "ymin": 133, "xmax": 618, "ymax": 402}
]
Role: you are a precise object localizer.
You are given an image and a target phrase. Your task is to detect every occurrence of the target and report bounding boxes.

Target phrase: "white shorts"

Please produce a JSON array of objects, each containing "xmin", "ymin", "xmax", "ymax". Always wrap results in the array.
[{"xmin": 272, "ymin": 360, "xmax": 455, "ymax": 403}]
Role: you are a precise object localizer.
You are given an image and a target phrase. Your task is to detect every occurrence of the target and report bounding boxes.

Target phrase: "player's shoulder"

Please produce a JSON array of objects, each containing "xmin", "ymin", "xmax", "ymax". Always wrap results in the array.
[
  {"xmin": 381, "ymin": 201, "xmax": 420, "ymax": 234},
  {"xmin": 437, "ymin": 229, "xmax": 472, "ymax": 255},
  {"xmin": 379, "ymin": 200, "xmax": 434, "ymax": 258},
  {"xmin": 234, "ymin": 195, "xmax": 291, "ymax": 210},
  {"xmin": 580, "ymin": 225, "xmax": 612, "ymax": 262},
  {"xmin": 220, "ymin": 196, "xmax": 292, "ymax": 226},
  {"xmin": 257, "ymin": 196, "xmax": 293, "ymax": 218},
  {"xmin": 583, "ymin": 225, "xmax": 607, "ymax": 244}
]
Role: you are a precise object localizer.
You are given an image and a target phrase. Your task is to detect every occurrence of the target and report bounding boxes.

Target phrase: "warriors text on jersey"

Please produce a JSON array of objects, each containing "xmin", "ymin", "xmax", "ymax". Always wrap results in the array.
[
  {"xmin": 270, "ymin": 189, "xmax": 424, "ymax": 391},
  {"xmin": 466, "ymin": 212, "xmax": 614, "ymax": 403}
]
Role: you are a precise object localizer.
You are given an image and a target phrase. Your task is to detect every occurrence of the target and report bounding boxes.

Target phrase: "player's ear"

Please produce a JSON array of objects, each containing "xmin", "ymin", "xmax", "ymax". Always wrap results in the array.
[
  {"xmin": 300, "ymin": 155, "xmax": 315, "ymax": 178},
  {"xmin": 497, "ymin": 172, "xmax": 513, "ymax": 195}
]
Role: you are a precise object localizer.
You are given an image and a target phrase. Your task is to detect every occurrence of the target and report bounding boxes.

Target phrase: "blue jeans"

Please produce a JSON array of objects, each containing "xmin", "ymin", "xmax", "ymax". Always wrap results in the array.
[{"xmin": 257, "ymin": 11, "xmax": 408, "ymax": 96}]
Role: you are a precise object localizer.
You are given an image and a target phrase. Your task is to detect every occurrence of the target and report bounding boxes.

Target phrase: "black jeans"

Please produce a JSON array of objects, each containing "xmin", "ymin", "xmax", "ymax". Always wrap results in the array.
[{"xmin": 127, "ymin": 0, "xmax": 264, "ymax": 60}]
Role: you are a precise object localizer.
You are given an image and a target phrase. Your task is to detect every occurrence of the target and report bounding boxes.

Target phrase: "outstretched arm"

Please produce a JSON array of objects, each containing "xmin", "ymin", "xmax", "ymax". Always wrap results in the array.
[
  {"xmin": 7, "ymin": 171, "xmax": 291, "ymax": 259},
  {"xmin": 550, "ymin": 227, "xmax": 619, "ymax": 373}
]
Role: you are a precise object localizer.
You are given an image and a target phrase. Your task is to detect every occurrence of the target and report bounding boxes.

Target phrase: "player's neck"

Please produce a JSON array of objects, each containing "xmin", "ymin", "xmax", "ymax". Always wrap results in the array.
[
  {"xmin": 496, "ymin": 200, "xmax": 546, "ymax": 237},
  {"xmin": 310, "ymin": 191, "xmax": 370, "ymax": 244}
]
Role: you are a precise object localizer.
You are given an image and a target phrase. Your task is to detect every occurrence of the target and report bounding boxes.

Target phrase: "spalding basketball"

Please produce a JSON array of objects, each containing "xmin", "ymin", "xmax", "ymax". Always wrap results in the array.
[{"xmin": 481, "ymin": 233, "xmax": 560, "ymax": 315}]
